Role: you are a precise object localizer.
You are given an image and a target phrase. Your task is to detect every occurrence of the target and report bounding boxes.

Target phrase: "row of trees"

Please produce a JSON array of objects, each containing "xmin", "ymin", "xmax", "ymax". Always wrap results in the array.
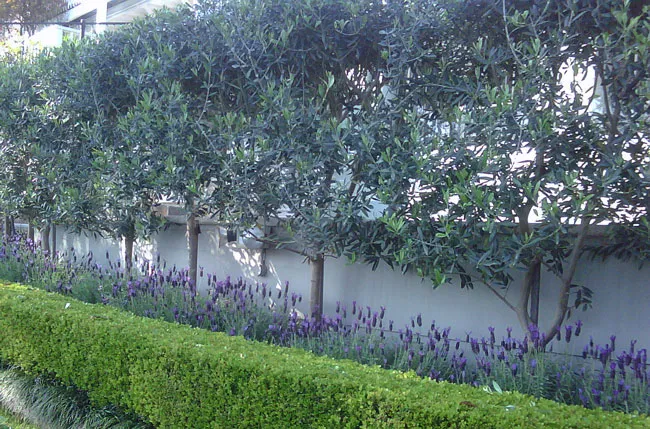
[
  {"xmin": 0, "ymin": 0, "xmax": 648, "ymax": 345},
  {"xmin": 0, "ymin": 0, "xmax": 69, "ymax": 37}
]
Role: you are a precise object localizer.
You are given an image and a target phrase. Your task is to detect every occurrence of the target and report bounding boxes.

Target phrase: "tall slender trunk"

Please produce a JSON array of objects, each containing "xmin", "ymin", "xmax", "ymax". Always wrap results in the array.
[
  {"xmin": 187, "ymin": 212, "xmax": 200, "ymax": 288},
  {"xmin": 4, "ymin": 216, "xmax": 13, "ymax": 240},
  {"xmin": 540, "ymin": 223, "xmax": 590, "ymax": 347},
  {"xmin": 515, "ymin": 225, "xmax": 590, "ymax": 349},
  {"xmin": 124, "ymin": 219, "xmax": 136, "ymax": 273},
  {"xmin": 310, "ymin": 254, "xmax": 325, "ymax": 321},
  {"xmin": 124, "ymin": 235, "xmax": 134, "ymax": 273},
  {"xmin": 27, "ymin": 220, "xmax": 34, "ymax": 243},
  {"xmin": 51, "ymin": 223, "xmax": 57, "ymax": 255},
  {"xmin": 42, "ymin": 223, "xmax": 51, "ymax": 255},
  {"xmin": 529, "ymin": 260, "xmax": 541, "ymax": 326},
  {"xmin": 516, "ymin": 257, "xmax": 541, "ymax": 343}
]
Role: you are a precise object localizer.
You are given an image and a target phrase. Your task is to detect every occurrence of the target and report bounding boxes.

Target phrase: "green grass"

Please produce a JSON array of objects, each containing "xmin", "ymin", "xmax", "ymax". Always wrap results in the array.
[
  {"xmin": 0, "ymin": 366, "xmax": 149, "ymax": 429},
  {"xmin": 0, "ymin": 408, "xmax": 39, "ymax": 429}
]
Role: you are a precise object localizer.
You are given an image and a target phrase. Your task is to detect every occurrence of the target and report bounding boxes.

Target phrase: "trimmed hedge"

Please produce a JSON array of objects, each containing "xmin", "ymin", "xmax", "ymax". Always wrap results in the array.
[{"xmin": 0, "ymin": 283, "xmax": 647, "ymax": 428}]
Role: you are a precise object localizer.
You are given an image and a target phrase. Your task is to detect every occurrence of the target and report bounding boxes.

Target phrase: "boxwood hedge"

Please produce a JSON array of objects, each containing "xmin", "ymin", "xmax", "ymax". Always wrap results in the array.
[{"xmin": 0, "ymin": 283, "xmax": 647, "ymax": 428}]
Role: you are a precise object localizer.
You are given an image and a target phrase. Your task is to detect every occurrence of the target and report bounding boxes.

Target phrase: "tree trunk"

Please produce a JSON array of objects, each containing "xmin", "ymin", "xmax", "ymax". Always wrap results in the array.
[
  {"xmin": 528, "ymin": 259, "xmax": 541, "ymax": 326},
  {"xmin": 124, "ymin": 234, "xmax": 134, "ymax": 273},
  {"xmin": 4, "ymin": 216, "xmax": 13, "ymax": 240},
  {"xmin": 510, "ymin": 226, "xmax": 591, "ymax": 349},
  {"xmin": 310, "ymin": 254, "xmax": 325, "ymax": 321},
  {"xmin": 51, "ymin": 223, "xmax": 57, "ymax": 255},
  {"xmin": 42, "ymin": 223, "xmax": 51, "ymax": 255},
  {"xmin": 27, "ymin": 220, "xmax": 34, "ymax": 243},
  {"xmin": 123, "ymin": 219, "xmax": 136, "ymax": 272},
  {"xmin": 187, "ymin": 212, "xmax": 200, "ymax": 289},
  {"xmin": 515, "ymin": 258, "xmax": 542, "ymax": 349},
  {"xmin": 539, "ymin": 223, "xmax": 590, "ymax": 348}
]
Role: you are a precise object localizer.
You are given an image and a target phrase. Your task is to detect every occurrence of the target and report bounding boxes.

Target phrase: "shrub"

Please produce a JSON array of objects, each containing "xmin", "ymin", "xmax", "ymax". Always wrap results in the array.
[
  {"xmin": 0, "ymin": 282, "xmax": 648, "ymax": 428},
  {"xmin": 1, "ymin": 237, "xmax": 649, "ymax": 415}
]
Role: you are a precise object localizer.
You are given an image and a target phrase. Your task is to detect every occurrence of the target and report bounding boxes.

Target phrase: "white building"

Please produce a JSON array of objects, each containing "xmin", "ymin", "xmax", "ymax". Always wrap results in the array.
[{"xmin": 31, "ymin": 0, "xmax": 191, "ymax": 47}]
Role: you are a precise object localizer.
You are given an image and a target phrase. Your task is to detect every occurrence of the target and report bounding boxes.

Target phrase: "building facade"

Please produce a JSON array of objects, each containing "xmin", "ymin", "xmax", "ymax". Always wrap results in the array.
[{"xmin": 32, "ymin": 0, "xmax": 190, "ymax": 47}]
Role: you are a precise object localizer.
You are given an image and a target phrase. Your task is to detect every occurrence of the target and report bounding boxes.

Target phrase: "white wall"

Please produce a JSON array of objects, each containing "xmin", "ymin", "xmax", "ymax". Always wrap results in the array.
[{"xmin": 46, "ymin": 223, "xmax": 650, "ymax": 351}]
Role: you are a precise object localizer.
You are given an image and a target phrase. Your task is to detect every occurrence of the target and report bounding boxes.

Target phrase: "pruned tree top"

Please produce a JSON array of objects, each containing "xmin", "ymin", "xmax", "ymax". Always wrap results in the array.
[{"xmin": 0, "ymin": 0, "xmax": 69, "ymax": 37}]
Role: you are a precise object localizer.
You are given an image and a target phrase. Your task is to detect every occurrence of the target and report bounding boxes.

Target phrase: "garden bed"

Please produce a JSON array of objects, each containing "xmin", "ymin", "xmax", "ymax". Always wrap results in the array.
[{"xmin": 0, "ymin": 282, "xmax": 648, "ymax": 428}]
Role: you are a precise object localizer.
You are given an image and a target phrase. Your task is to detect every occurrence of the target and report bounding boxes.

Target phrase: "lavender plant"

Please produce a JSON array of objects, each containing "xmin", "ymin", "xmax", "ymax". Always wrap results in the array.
[{"xmin": 0, "ymin": 234, "xmax": 647, "ymax": 415}]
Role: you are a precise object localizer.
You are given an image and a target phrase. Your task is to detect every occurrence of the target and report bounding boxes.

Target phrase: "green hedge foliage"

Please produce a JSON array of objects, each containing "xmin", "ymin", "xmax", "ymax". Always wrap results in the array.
[{"xmin": 0, "ymin": 283, "xmax": 647, "ymax": 428}]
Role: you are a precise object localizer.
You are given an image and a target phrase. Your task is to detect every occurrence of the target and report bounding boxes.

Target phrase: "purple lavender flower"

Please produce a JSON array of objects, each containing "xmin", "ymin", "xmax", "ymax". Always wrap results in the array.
[
  {"xmin": 429, "ymin": 369, "xmax": 441, "ymax": 381},
  {"xmin": 617, "ymin": 353, "xmax": 627, "ymax": 370},
  {"xmin": 488, "ymin": 326, "xmax": 495, "ymax": 345},
  {"xmin": 574, "ymin": 320, "xmax": 582, "ymax": 336},
  {"xmin": 469, "ymin": 338, "xmax": 480, "ymax": 354},
  {"xmin": 578, "ymin": 388, "xmax": 587, "ymax": 406},
  {"xmin": 565, "ymin": 325, "xmax": 572, "ymax": 343},
  {"xmin": 592, "ymin": 388, "xmax": 601, "ymax": 405},
  {"xmin": 497, "ymin": 348, "xmax": 506, "ymax": 361},
  {"xmin": 458, "ymin": 357, "xmax": 467, "ymax": 371}
]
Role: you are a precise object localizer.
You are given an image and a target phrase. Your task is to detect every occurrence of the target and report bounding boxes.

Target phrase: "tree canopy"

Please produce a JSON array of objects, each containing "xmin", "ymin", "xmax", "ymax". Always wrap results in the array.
[
  {"xmin": 0, "ymin": 0, "xmax": 648, "ymax": 341},
  {"xmin": 0, "ymin": 0, "xmax": 69, "ymax": 37}
]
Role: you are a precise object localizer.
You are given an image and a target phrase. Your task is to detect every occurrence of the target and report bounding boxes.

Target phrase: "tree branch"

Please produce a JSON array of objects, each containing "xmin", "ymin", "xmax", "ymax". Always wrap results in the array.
[
  {"xmin": 484, "ymin": 282, "xmax": 518, "ymax": 313},
  {"xmin": 542, "ymin": 222, "xmax": 590, "ymax": 346}
]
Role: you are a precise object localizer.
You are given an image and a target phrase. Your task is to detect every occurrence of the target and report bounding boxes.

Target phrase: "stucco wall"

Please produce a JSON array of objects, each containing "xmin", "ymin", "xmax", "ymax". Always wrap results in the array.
[{"xmin": 45, "ymin": 223, "xmax": 650, "ymax": 351}]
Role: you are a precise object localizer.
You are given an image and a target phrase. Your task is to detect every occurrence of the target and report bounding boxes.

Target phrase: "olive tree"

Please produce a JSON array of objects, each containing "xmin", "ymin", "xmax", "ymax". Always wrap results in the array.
[
  {"xmin": 0, "ymin": 49, "xmax": 55, "ymax": 243},
  {"xmin": 39, "ymin": 34, "xmax": 151, "ymax": 267},
  {"xmin": 208, "ymin": 0, "xmax": 395, "ymax": 318},
  {"xmin": 363, "ymin": 0, "xmax": 650, "ymax": 346},
  {"xmin": 0, "ymin": 0, "xmax": 68, "ymax": 37},
  {"xmin": 103, "ymin": 4, "xmax": 248, "ymax": 284}
]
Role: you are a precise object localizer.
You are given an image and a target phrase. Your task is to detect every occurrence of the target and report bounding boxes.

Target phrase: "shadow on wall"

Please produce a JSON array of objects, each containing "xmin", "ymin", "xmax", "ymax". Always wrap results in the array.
[
  {"xmin": 31, "ymin": 226, "xmax": 121, "ymax": 263},
  {"xmin": 147, "ymin": 223, "xmax": 269, "ymax": 291},
  {"xmin": 27, "ymin": 223, "xmax": 650, "ymax": 352},
  {"xmin": 134, "ymin": 237, "xmax": 154, "ymax": 266}
]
